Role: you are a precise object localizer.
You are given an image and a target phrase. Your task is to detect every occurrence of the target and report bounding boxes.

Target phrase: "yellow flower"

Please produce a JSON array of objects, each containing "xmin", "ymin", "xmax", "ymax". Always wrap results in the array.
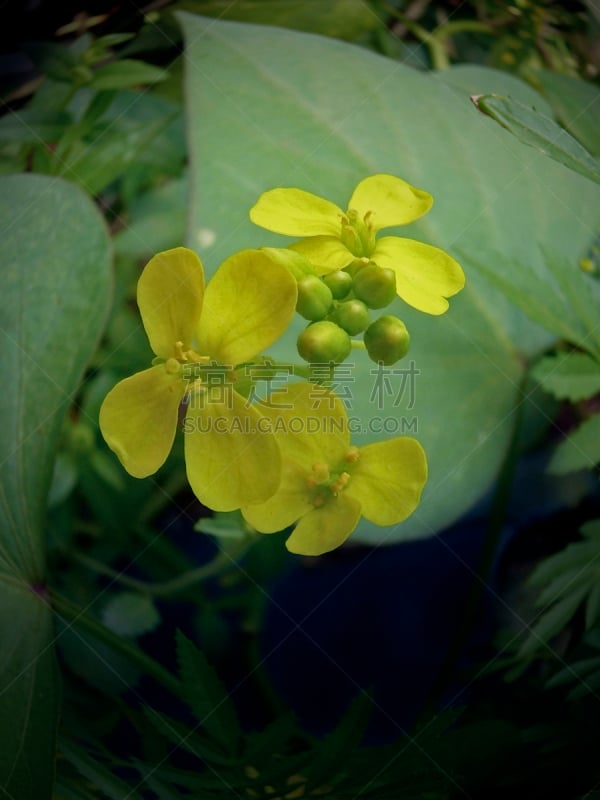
[
  {"xmin": 99, "ymin": 247, "xmax": 297, "ymax": 511},
  {"xmin": 250, "ymin": 174, "xmax": 465, "ymax": 315},
  {"xmin": 241, "ymin": 382, "xmax": 427, "ymax": 556}
]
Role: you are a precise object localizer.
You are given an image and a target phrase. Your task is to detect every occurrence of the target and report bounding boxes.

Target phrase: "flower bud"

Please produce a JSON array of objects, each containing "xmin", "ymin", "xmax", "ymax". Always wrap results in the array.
[
  {"xmin": 322, "ymin": 270, "xmax": 353, "ymax": 300},
  {"xmin": 297, "ymin": 321, "xmax": 351, "ymax": 364},
  {"xmin": 352, "ymin": 264, "xmax": 397, "ymax": 309},
  {"xmin": 331, "ymin": 299, "xmax": 370, "ymax": 335},
  {"xmin": 364, "ymin": 315, "xmax": 410, "ymax": 365},
  {"xmin": 295, "ymin": 275, "xmax": 333, "ymax": 321}
]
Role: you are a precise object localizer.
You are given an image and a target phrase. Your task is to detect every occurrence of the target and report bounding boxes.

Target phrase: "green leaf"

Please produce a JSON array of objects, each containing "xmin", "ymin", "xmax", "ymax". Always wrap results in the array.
[
  {"xmin": 535, "ymin": 70, "xmax": 600, "ymax": 157},
  {"xmin": 88, "ymin": 59, "xmax": 167, "ymax": 90},
  {"xmin": 172, "ymin": 0, "xmax": 379, "ymax": 40},
  {"xmin": 0, "ymin": 109, "xmax": 72, "ymax": 143},
  {"xmin": 58, "ymin": 114, "xmax": 175, "ymax": 195},
  {"xmin": 516, "ymin": 583, "xmax": 590, "ymax": 660},
  {"xmin": 548, "ymin": 413, "xmax": 600, "ymax": 474},
  {"xmin": 101, "ymin": 592, "xmax": 160, "ymax": 637},
  {"xmin": 113, "ymin": 174, "xmax": 187, "ymax": 262},
  {"xmin": 176, "ymin": 631, "xmax": 242, "ymax": 756},
  {"xmin": 305, "ymin": 692, "xmax": 372, "ymax": 789},
  {"xmin": 0, "ymin": 174, "xmax": 111, "ymax": 799},
  {"xmin": 473, "ymin": 93, "xmax": 600, "ymax": 185},
  {"xmin": 460, "ymin": 250, "xmax": 600, "ymax": 362},
  {"xmin": 532, "ymin": 351, "xmax": 600, "ymax": 401},
  {"xmin": 0, "ymin": 579, "xmax": 60, "ymax": 800},
  {"xmin": 60, "ymin": 739, "xmax": 144, "ymax": 800},
  {"xmin": 178, "ymin": 15, "xmax": 600, "ymax": 543},
  {"xmin": 144, "ymin": 710, "xmax": 236, "ymax": 766}
]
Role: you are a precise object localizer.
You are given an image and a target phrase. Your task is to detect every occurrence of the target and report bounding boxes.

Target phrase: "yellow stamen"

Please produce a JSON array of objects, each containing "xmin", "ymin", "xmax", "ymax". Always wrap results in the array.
[{"xmin": 344, "ymin": 446, "xmax": 360, "ymax": 463}]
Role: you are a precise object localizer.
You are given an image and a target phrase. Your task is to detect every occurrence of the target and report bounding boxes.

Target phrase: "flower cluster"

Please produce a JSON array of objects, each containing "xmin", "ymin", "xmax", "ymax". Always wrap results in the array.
[
  {"xmin": 99, "ymin": 175, "xmax": 464, "ymax": 555},
  {"xmin": 251, "ymin": 174, "xmax": 465, "ymax": 366}
]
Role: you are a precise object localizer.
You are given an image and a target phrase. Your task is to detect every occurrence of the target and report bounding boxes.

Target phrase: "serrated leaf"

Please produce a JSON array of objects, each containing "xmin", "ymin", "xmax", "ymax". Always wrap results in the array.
[
  {"xmin": 144, "ymin": 709, "xmax": 236, "ymax": 766},
  {"xmin": 101, "ymin": 592, "xmax": 160, "ymax": 637},
  {"xmin": 532, "ymin": 352, "xmax": 600, "ymax": 402},
  {"xmin": 462, "ymin": 250, "xmax": 600, "ymax": 362},
  {"xmin": 60, "ymin": 740, "xmax": 143, "ymax": 800},
  {"xmin": 305, "ymin": 691, "xmax": 372, "ymax": 789},
  {"xmin": 473, "ymin": 93, "xmax": 600, "ymax": 185},
  {"xmin": 535, "ymin": 70, "xmax": 600, "ymax": 157},
  {"xmin": 176, "ymin": 631, "xmax": 241, "ymax": 755},
  {"xmin": 548, "ymin": 413, "xmax": 600, "ymax": 474},
  {"xmin": 517, "ymin": 584, "xmax": 590, "ymax": 660},
  {"xmin": 89, "ymin": 59, "xmax": 167, "ymax": 90},
  {"xmin": 529, "ymin": 526, "xmax": 600, "ymax": 588},
  {"xmin": 0, "ymin": 174, "xmax": 111, "ymax": 800}
]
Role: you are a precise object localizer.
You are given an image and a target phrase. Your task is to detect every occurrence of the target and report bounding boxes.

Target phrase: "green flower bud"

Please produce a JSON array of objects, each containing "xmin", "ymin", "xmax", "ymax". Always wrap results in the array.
[
  {"xmin": 352, "ymin": 264, "xmax": 397, "ymax": 309},
  {"xmin": 322, "ymin": 270, "xmax": 353, "ymax": 300},
  {"xmin": 364, "ymin": 315, "xmax": 410, "ymax": 365},
  {"xmin": 297, "ymin": 321, "xmax": 351, "ymax": 364},
  {"xmin": 331, "ymin": 299, "xmax": 370, "ymax": 335},
  {"xmin": 295, "ymin": 275, "xmax": 333, "ymax": 321}
]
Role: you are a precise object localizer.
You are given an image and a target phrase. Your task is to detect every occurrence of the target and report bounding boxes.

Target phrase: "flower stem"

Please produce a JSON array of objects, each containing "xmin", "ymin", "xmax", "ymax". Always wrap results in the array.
[{"xmin": 71, "ymin": 536, "xmax": 255, "ymax": 597}]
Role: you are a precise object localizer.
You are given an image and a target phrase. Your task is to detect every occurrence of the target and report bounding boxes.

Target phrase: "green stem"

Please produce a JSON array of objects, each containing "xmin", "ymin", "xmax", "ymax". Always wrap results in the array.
[
  {"xmin": 71, "ymin": 536, "xmax": 255, "ymax": 597},
  {"xmin": 351, "ymin": 339, "xmax": 367, "ymax": 350},
  {"xmin": 50, "ymin": 590, "xmax": 181, "ymax": 695}
]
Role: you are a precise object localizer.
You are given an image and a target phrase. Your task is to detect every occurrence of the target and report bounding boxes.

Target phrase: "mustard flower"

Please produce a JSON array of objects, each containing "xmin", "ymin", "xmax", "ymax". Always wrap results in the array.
[
  {"xmin": 250, "ymin": 174, "xmax": 465, "ymax": 315},
  {"xmin": 241, "ymin": 382, "xmax": 427, "ymax": 556},
  {"xmin": 99, "ymin": 247, "xmax": 297, "ymax": 511}
]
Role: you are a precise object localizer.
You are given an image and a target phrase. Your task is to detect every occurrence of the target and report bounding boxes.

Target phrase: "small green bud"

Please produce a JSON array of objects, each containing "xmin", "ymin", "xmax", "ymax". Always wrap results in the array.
[
  {"xmin": 295, "ymin": 275, "xmax": 333, "ymax": 321},
  {"xmin": 352, "ymin": 264, "xmax": 397, "ymax": 309},
  {"xmin": 364, "ymin": 315, "xmax": 410, "ymax": 365},
  {"xmin": 297, "ymin": 321, "xmax": 351, "ymax": 364},
  {"xmin": 331, "ymin": 299, "xmax": 370, "ymax": 335},
  {"xmin": 322, "ymin": 270, "xmax": 353, "ymax": 300}
]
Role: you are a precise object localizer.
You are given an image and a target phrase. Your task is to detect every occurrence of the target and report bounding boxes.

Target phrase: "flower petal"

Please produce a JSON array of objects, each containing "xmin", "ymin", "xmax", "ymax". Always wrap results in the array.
[
  {"xmin": 198, "ymin": 249, "xmax": 297, "ymax": 365},
  {"xmin": 348, "ymin": 174, "xmax": 433, "ymax": 231},
  {"xmin": 259, "ymin": 381, "xmax": 350, "ymax": 469},
  {"xmin": 285, "ymin": 493, "xmax": 362, "ymax": 556},
  {"xmin": 250, "ymin": 187, "xmax": 343, "ymax": 237},
  {"xmin": 242, "ymin": 460, "xmax": 313, "ymax": 533},
  {"xmin": 184, "ymin": 389, "xmax": 281, "ymax": 511},
  {"xmin": 99, "ymin": 366, "xmax": 186, "ymax": 478},
  {"xmin": 289, "ymin": 237, "xmax": 355, "ymax": 273},
  {"xmin": 138, "ymin": 247, "xmax": 204, "ymax": 360},
  {"xmin": 373, "ymin": 237, "xmax": 465, "ymax": 315},
  {"xmin": 348, "ymin": 437, "xmax": 427, "ymax": 525}
]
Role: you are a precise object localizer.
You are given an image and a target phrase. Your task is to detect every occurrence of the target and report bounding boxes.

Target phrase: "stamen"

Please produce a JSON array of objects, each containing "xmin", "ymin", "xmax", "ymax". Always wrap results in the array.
[{"xmin": 344, "ymin": 446, "xmax": 360, "ymax": 463}]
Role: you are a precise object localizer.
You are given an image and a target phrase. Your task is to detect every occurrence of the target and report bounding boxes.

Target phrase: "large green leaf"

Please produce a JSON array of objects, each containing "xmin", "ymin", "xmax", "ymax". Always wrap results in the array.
[
  {"xmin": 179, "ymin": 14, "xmax": 600, "ymax": 543},
  {"xmin": 0, "ymin": 174, "xmax": 112, "ymax": 798}
]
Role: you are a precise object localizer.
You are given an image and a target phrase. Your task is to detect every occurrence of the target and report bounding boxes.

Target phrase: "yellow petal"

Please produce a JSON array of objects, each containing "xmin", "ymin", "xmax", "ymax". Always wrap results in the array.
[
  {"xmin": 373, "ymin": 237, "xmax": 465, "ymax": 315},
  {"xmin": 289, "ymin": 237, "xmax": 355, "ymax": 274},
  {"xmin": 242, "ymin": 460, "xmax": 313, "ymax": 533},
  {"xmin": 197, "ymin": 249, "xmax": 297, "ymax": 365},
  {"xmin": 348, "ymin": 174, "xmax": 433, "ymax": 231},
  {"xmin": 138, "ymin": 247, "xmax": 204, "ymax": 360},
  {"xmin": 184, "ymin": 389, "xmax": 281, "ymax": 511},
  {"xmin": 258, "ymin": 381, "xmax": 350, "ymax": 469},
  {"xmin": 250, "ymin": 187, "xmax": 343, "ymax": 237},
  {"xmin": 285, "ymin": 494, "xmax": 362, "ymax": 556},
  {"xmin": 348, "ymin": 438, "xmax": 427, "ymax": 526},
  {"xmin": 99, "ymin": 366, "xmax": 186, "ymax": 478}
]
